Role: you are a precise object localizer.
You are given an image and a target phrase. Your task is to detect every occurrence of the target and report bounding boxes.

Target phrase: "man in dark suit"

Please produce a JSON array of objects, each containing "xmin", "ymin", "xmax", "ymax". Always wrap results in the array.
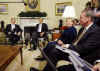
[
  {"xmin": 36, "ymin": 18, "xmax": 48, "ymax": 39},
  {"xmin": 5, "ymin": 17, "xmax": 22, "ymax": 45},
  {"xmin": 31, "ymin": 10, "xmax": 100, "ymax": 71},
  {"xmin": 29, "ymin": 18, "xmax": 48, "ymax": 51}
]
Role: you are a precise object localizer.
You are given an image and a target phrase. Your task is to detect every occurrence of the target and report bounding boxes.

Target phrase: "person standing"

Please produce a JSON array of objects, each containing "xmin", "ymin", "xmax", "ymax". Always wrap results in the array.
[
  {"xmin": 0, "ymin": 20, "xmax": 5, "ymax": 32},
  {"xmin": 58, "ymin": 19, "xmax": 63, "ymax": 31}
]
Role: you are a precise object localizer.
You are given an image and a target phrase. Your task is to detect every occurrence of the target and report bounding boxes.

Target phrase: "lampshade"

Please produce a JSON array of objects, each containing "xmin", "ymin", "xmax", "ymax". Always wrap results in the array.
[{"xmin": 62, "ymin": 6, "xmax": 76, "ymax": 18}]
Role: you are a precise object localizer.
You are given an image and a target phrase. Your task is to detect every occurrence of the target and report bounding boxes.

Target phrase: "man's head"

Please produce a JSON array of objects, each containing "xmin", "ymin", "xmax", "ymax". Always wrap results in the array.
[
  {"xmin": 1, "ymin": 20, "xmax": 4, "ymax": 24},
  {"xmin": 39, "ymin": 18, "xmax": 43, "ymax": 24},
  {"xmin": 80, "ymin": 10, "xmax": 93, "ymax": 27},
  {"xmin": 73, "ymin": 19, "xmax": 79, "ymax": 25},
  {"xmin": 85, "ymin": 1, "xmax": 92, "ymax": 9},
  {"xmin": 11, "ymin": 17, "xmax": 16, "ymax": 24}
]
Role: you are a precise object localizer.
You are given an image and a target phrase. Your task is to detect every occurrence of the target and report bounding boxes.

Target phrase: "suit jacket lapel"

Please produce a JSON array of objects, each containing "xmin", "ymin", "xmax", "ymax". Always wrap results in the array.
[
  {"xmin": 78, "ymin": 24, "xmax": 96, "ymax": 42},
  {"xmin": 41, "ymin": 23, "xmax": 44, "ymax": 32},
  {"xmin": 77, "ymin": 27, "xmax": 84, "ymax": 37},
  {"xmin": 10, "ymin": 24, "xmax": 12, "ymax": 31}
]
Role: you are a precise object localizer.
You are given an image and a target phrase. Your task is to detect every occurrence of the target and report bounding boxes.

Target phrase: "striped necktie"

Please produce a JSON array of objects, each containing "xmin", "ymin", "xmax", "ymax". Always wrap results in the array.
[{"xmin": 73, "ymin": 28, "xmax": 86, "ymax": 46}]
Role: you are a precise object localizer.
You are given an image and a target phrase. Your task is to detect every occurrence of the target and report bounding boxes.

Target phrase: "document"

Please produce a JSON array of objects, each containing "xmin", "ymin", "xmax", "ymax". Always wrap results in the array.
[{"xmin": 55, "ymin": 45, "xmax": 93, "ymax": 71}]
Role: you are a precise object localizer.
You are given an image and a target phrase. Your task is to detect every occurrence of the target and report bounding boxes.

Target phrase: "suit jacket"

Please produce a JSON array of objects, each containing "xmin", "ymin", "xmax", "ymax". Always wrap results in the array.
[
  {"xmin": 69, "ymin": 24, "xmax": 100, "ymax": 64},
  {"xmin": 5, "ymin": 24, "xmax": 22, "ymax": 36},
  {"xmin": 36, "ymin": 23, "xmax": 48, "ymax": 32},
  {"xmin": 36, "ymin": 23, "xmax": 48, "ymax": 37},
  {"xmin": 58, "ymin": 26, "xmax": 77, "ymax": 44}
]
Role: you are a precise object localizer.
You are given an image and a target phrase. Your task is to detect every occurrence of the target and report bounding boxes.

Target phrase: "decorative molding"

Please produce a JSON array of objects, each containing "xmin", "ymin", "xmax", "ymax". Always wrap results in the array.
[
  {"xmin": 19, "ymin": 17, "xmax": 47, "ymax": 19},
  {"xmin": 18, "ymin": 11, "xmax": 47, "ymax": 17}
]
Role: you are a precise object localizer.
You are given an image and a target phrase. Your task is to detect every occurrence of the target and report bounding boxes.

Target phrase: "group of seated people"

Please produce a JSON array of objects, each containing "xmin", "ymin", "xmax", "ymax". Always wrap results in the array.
[
  {"xmin": 2, "ymin": 0, "xmax": 100, "ymax": 70},
  {"xmin": 30, "ymin": 0, "xmax": 100, "ymax": 71},
  {"xmin": 4, "ymin": 17, "xmax": 48, "ymax": 51}
]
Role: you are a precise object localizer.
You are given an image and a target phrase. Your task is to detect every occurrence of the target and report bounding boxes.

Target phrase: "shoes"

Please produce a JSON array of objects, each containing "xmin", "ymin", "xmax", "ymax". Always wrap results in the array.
[
  {"xmin": 28, "ymin": 48, "xmax": 37, "ymax": 51},
  {"xmin": 35, "ymin": 57, "xmax": 45, "ymax": 61},
  {"xmin": 30, "ymin": 67, "xmax": 39, "ymax": 71},
  {"xmin": 30, "ymin": 44, "xmax": 37, "ymax": 50},
  {"xmin": 28, "ymin": 48, "xmax": 34, "ymax": 51}
]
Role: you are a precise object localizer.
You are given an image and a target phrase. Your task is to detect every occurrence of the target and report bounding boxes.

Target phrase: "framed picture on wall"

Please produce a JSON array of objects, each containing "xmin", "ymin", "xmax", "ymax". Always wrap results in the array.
[
  {"xmin": 24, "ymin": 0, "xmax": 40, "ymax": 11},
  {"xmin": 55, "ymin": 2, "xmax": 72, "ymax": 16},
  {"xmin": 0, "ymin": 4, "xmax": 8, "ymax": 14}
]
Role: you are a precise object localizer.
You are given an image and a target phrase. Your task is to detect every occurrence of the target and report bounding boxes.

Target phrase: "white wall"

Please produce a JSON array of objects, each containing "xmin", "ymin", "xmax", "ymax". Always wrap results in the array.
[
  {"xmin": 0, "ymin": 3, "xmax": 25, "ymax": 26},
  {"xmin": 0, "ymin": 0, "xmax": 89, "ymax": 29}
]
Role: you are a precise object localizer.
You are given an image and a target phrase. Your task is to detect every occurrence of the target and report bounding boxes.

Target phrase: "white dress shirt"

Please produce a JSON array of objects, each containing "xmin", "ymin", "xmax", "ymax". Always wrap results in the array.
[
  {"xmin": 85, "ymin": 23, "xmax": 93, "ymax": 31},
  {"xmin": 38, "ymin": 24, "xmax": 42, "ymax": 32},
  {"xmin": 11, "ymin": 24, "xmax": 15, "ymax": 31},
  {"xmin": 95, "ymin": 60, "xmax": 100, "ymax": 63}
]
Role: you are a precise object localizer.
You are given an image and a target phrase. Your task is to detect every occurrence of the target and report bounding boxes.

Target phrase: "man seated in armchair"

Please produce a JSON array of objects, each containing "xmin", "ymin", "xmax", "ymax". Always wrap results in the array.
[
  {"xmin": 36, "ymin": 18, "xmax": 48, "ymax": 41},
  {"xmin": 5, "ymin": 17, "xmax": 22, "ymax": 45}
]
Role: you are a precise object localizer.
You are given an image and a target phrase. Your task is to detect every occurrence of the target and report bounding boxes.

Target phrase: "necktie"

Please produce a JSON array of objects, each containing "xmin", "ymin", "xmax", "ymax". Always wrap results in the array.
[{"xmin": 73, "ymin": 28, "xmax": 86, "ymax": 46}]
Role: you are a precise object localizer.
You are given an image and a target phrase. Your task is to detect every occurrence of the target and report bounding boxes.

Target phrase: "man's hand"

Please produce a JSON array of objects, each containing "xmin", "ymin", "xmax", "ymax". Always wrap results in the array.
[
  {"xmin": 93, "ymin": 63, "xmax": 100, "ymax": 71},
  {"xmin": 8, "ymin": 32, "xmax": 11, "ymax": 34},
  {"xmin": 57, "ymin": 40, "xmax": 64, "ymax": 46},
  {"xmin": 40, "ymin": 32, "xmax": 44, "ymax": 37},
  {"xmin": 18, "ymin": 32, "xmax": 21, "ymax": 36}
]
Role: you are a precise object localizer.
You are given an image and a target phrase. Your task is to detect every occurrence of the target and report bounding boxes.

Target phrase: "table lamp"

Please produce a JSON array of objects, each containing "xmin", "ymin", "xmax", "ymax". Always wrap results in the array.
[{"xmin": 62, "ymin": 6, "xmax": 76, "ymax": 18}]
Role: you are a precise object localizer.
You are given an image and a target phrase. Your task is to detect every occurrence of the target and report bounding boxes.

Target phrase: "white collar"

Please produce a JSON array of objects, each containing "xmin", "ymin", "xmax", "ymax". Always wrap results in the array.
[
  {"xmin": 11, "ymin": 24, "xmax": 15, "ymax": 25},
  {"xmin": 85, "ymin": 22, "xmax": 93, "ymax": 31}
]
